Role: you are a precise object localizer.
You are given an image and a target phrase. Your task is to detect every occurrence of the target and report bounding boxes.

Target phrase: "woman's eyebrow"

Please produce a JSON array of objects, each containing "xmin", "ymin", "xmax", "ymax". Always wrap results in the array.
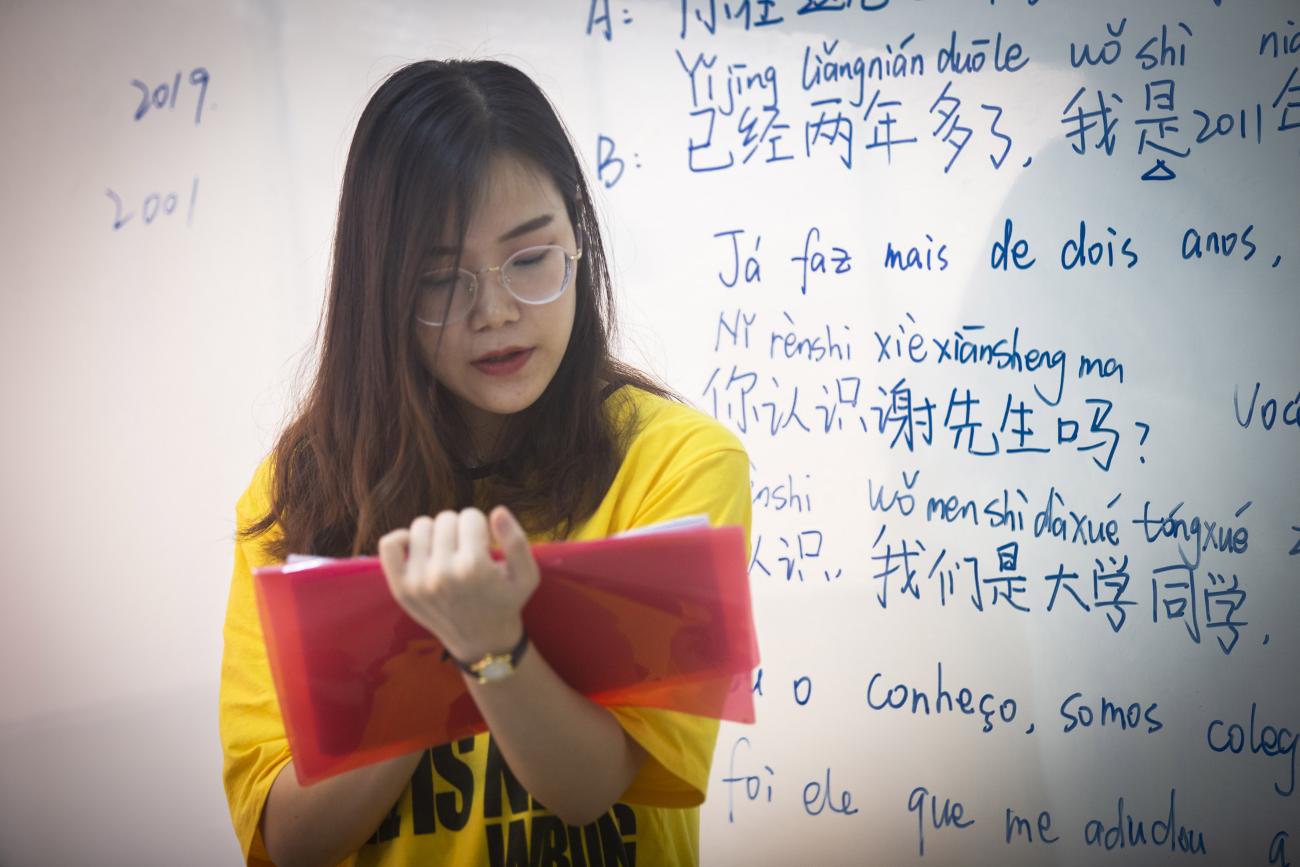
[{"xmin": 427, "ymin": 213, "xmax": 555, "ymax": 255}]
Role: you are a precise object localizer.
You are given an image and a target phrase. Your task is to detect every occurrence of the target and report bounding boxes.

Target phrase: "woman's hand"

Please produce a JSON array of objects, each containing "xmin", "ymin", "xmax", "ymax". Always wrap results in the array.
[{"xmin": 377, "ymin": 506, "xmax": 540, "ymax": 663}]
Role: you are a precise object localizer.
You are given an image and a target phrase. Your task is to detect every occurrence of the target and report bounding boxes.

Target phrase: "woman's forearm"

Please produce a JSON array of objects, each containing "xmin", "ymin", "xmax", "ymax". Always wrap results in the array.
[
  {"xmin": 260, "ymin": 645, "xmax": 644, "ymax": 865},
  {"xmin": 260, "ymin": 750, "xmax": 423, "ymax": 867},
  {"xmin": 464, "ymin": 642, "xmax": 648, "ymax": 826},
  {"xmin": 376, "ymin": 509, "xmax": 649, "ymax": 827}
]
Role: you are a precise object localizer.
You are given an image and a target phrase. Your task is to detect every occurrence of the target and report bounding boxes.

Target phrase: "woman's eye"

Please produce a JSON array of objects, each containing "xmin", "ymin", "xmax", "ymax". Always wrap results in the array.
[
  {"xmin": 513, "ymin": 253, "xmax": 545, "ymax": 268},
  {"xmin": 418, "ymin": 273, "xmax": 458, "ymax": 290}
]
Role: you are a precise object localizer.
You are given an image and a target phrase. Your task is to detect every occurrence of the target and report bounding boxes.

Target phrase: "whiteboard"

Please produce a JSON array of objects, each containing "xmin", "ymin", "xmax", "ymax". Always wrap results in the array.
[{"xmin": 0, "ymin": 1, "xmax": 1296, "ymax": 864}]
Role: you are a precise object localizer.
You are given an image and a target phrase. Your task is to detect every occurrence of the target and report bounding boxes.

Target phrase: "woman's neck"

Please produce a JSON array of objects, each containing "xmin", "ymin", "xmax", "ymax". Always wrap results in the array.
[{"xmin": 458, "ymin": 402, "xmax": 507, "ymax": 467}]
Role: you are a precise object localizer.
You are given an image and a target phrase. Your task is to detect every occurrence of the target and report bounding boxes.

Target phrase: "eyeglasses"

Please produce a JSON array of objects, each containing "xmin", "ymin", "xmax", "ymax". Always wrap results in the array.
[{"xmin": 414, "ymin": 244, "xmax": 583, "ymax": 327}]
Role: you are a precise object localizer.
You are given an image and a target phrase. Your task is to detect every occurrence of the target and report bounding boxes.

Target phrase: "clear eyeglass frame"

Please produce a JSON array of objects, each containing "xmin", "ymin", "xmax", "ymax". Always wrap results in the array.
[{"xmin": 414, "ymin": 244, "xmax": 583, "ymax": 327}]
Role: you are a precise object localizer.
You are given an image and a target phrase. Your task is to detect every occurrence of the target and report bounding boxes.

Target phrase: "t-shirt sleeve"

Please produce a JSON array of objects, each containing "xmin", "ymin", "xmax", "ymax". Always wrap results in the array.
[
  {"xmin": 610, "ymin": 437, "xmax": 752, "ymax": 807},
  {"xmin": 218, "ymin": 457, "xmax": 294, "ymax": 866}
]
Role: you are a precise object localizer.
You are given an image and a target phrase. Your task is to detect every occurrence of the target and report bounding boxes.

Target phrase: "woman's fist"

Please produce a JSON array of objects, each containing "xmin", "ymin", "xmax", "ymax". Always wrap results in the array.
[{"xmin": 377, "ymin": 505, "xmax": 540, "ymax": 664}]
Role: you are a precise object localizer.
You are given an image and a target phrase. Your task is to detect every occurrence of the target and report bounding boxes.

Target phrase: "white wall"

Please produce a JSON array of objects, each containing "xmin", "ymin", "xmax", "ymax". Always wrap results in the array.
[{"xmin": 1, "ymin": 1, "xmax": 1296, "ymax": 864}]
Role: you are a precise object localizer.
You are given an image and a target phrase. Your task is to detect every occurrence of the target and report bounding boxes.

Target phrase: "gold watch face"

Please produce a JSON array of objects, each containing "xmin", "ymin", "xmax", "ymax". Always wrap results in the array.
[{"xmin": 473, "ymin": 655, "xmax": 514, "ymax": 683}]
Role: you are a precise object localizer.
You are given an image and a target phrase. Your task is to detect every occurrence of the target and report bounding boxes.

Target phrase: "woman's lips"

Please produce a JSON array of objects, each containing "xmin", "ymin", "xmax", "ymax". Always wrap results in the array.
[{"xmin": 471, "ymin": 348, "xmax": 533, "ymax": 376}]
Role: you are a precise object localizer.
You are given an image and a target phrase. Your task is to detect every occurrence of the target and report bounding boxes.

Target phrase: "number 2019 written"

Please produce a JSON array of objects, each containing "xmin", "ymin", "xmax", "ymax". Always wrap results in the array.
[{"xmin": 131, "ymin": 68, "xmax": 210, "ymax": 126}]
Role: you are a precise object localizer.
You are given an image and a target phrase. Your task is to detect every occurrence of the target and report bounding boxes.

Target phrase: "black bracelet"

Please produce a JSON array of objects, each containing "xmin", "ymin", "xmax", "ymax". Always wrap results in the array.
[{"xmin": 450, "ymin": 629, "xmax": 530, "ymax": 676}]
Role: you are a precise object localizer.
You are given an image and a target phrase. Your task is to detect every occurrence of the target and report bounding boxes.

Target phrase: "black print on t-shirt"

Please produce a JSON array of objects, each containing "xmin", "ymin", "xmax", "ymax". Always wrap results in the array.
[{"xmin": 364, "ymin": 735, "xmax": 637, "ymax": 866}]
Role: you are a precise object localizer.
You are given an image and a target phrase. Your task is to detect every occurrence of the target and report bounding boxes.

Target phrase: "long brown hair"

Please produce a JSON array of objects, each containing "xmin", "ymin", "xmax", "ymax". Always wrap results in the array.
[{"xmin": 240, "ymin": 59, "xmax": 677, "ymax": 560}]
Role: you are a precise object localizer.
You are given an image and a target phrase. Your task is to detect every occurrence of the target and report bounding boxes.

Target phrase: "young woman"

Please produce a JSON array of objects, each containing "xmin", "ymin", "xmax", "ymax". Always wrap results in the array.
[{"xmin": 219, "ymin": 59, "xmax": 750, "ymax": 866}]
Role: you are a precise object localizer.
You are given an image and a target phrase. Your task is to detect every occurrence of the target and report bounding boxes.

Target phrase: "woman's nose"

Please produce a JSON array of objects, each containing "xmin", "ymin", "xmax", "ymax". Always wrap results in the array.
[{"xmin": 470, "ymin": 268, "xmax": 520, "ymax": 329}]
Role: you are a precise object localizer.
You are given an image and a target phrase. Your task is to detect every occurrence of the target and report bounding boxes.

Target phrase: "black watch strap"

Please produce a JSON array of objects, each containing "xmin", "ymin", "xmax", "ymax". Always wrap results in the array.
[{"xmin": 451, "ymin": 629, "xmax": 530, "ymax": 677}]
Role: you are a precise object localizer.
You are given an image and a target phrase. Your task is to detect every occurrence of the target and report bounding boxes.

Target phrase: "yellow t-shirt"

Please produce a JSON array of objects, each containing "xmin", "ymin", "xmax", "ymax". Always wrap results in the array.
[{"xmin": 219, "ymin": 386, "xmax": 752, "ymax": 866}]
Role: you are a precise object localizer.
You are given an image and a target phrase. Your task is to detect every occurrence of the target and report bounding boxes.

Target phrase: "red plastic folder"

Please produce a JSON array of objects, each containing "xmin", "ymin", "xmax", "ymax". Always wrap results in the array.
[{"xmin": 253, "ymin": 524, "xmax": 759, "ymax": 785}]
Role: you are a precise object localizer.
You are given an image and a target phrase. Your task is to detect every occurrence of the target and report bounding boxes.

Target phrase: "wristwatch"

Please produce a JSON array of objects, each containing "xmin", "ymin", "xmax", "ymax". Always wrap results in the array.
[{"xmin": 454, "ymin": 631, "xmax": 530, "ymax": 684}]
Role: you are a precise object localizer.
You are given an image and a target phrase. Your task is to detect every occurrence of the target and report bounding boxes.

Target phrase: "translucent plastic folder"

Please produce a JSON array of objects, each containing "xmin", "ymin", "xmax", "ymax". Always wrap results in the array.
[{"xmin": 253, "ymin": 524, "xmax": 759, "ymax": 785}]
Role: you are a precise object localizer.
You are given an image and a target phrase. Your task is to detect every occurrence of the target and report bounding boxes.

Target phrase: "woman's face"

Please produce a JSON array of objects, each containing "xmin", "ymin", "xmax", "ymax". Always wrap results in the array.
[{"xmin": 416, "ymin": 155, "xmax": 579, "ymax": 450}]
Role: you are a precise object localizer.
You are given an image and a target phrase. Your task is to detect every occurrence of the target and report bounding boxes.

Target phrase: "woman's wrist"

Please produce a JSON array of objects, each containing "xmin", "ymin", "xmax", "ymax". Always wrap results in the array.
[
  {"xmin": 452, "ymin": 628, "xmax": 530, "ymax": 684},
  {"xmin": 446, "ymin": 619, "xmax": 526, "ymax": 667}
]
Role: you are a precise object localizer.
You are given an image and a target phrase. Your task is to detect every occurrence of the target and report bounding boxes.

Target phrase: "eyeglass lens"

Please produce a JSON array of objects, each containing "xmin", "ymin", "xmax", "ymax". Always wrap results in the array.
[{"xmin": 415, "ymin": 245, "xmax": 571, "ymax": 326}]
